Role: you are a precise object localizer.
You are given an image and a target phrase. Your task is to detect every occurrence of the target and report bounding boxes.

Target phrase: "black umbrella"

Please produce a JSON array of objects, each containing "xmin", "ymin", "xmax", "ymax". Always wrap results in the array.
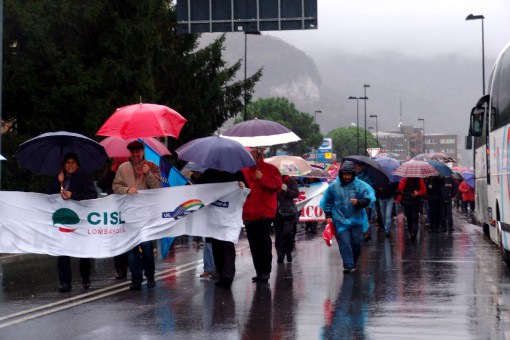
[
  {"xmin": 16, "ymin": 131, "xmax": 108, "ymax": 175},
  {"xmin": 342, "ymin": 155, "xmax": 390, "ymax": 188}
]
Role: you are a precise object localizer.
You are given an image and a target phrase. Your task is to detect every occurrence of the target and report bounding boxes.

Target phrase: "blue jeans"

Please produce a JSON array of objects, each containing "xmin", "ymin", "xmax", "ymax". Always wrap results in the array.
[
  {"xmin": 128, "ymin": 241, "xmax": 155, "ymax": 284},
  {"xmin": 203, "ymin": 238, "xmax": 215, "ymax": 272},
  {"xmin": 335, "ymin": 224, "xmax": 364, "ymax": 270},
  {"xmin": 379, "ymin": 198, "xmax": 394, "ymax": 232}
]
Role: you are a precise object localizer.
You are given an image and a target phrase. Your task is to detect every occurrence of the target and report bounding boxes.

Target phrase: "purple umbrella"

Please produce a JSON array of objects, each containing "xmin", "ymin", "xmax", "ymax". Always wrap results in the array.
[
  {"xmin": 176, "ymin": 136, "xmax": 256, "ymax": 173},
  {"xmin": 16, "ymin": 131, "xmax": 108, "ymax": 175},
  {"xmin": 221, "ymin": 118, "xmax": 301, "ymax": 147},
  {"xmin": 461, "ymin": 171, "xmax": 475, "ymax": 188},
  {"xmin": 373, "ymin": 156, "xmax": 400, "ymax": 183}
]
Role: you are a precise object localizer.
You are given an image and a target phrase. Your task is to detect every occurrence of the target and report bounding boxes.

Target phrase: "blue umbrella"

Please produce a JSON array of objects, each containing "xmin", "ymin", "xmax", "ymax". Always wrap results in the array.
[
  {"xmin": 461, "ymin": 171, "xmax": 475, "ymax": 188},
  {"xmin": 373, "ymin": 156, "xmax": 400, "ymax": 183},
  {"xmin": 425, "ymin": 160, "xmax": 453, "ymax": 177},
  {"xmin": 176, "ymin": 136, "xmax": 256, "ymax": 173},
  {"xmin": 16, "ymin": 131, "xmax": 108, "ymax": 175}
]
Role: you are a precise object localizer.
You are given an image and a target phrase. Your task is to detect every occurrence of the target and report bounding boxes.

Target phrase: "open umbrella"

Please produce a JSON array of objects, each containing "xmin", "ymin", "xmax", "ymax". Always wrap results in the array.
[
  {"xmin": 461, "ymin": 170, "xmax": 475, "ymax": 188},
  {"xmin": 452, "ymin": 171, "xmax": 463, "ymax": 180},
  {"xmin": 0, "ymin": 154, "xmax": 5, "ymax": 161},
  {"xmin": 394, "ymin": 160, "xmax": 438, "ymax": 178},
  {"xmin": 176, "ymin": 136, "xmax": 255, "ymax": 173},
  {"xmin": 414, "ymin": 152, "xmax": 456, "ymax": 163},
  {"xmin": 373, "ymin": 156, "xmax": 400, "ymax": 183},
  {"xmin": 342, "ymin": 155, "xmax": 390, "ymax": 188},
  {"xmin": 221, "ymin": 118, "xmax": 301, "ymax": 147},
  {"xmin": 100, "ymin": 136, "xmax": 171, "ymax": 158},
  {"xmin": 96, "ymin": 103, "xmax": 187, "ymax": 139},
  {"xmin": 264, "ymin": 155, "xmax": 313, "ymax": 176},
  {"xmin": 425, "ymin": 160, "xmax": 453, "ymax": 177},
  {"xmin": 16, "ymin": 131, "xmax": 108, "ymax": 175},
  {"xmin": 300, "ymin": 165, "xmax": 332, "ymax": 179}
]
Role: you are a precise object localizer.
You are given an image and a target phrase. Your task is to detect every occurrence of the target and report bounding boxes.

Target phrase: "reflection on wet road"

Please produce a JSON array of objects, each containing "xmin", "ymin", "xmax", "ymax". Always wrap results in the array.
[{"xmin": 0, "ymin": 210, "xmax": 509, "ymax": 339}]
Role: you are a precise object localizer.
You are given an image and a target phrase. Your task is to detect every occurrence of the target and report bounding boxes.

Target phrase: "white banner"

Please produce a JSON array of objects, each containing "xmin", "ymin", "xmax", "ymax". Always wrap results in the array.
[
  {"xmin": 296, "ymin": 182, "xmax": 328, "ymax": 222},
  {"xmin": 0, "ymin": 183, "xmax": 249, "ymax": 258}
]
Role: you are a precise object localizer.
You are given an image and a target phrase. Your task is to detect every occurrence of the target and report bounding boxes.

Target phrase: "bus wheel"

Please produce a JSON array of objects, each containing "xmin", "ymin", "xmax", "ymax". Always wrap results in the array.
[
  {"xmin": 483, "ymin": 223, "xmax": 489, "ymax": 236},
  {"xmin": 498, "ymin": 221, "xmax": 510, "ymax": 266}
]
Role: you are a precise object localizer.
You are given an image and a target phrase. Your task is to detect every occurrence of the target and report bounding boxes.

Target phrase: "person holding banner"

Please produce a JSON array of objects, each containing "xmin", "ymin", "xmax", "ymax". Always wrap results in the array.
[
  {"xmin": 112, "ymin": 140, "xmax": 162, "ymax": 291},
  {"xmin": 197, "ymin": 168, "xmax": 247, "ymax": 288},
  {"xmin": 242, "ymin": 147, "xmax": 282, "ymax": 283},
  {"xmin": 45, "ymin": 152, "xmax": 97, "ymax": 293},
  {"xmin": 320, "ymin": 161, "xmax": 375, "ymax": 274}
]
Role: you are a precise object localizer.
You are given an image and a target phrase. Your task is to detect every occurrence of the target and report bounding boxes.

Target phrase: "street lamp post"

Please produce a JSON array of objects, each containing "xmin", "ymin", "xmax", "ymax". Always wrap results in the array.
[
  {"xmin": 418, "ymin": 118, "xmax": 425, "ymax": 153},
  {"xmin": 244, "ymin": 31, "xmax": 261, "ymax": 121},
  {"xmin": 314, "ymin": 110, "xmax": 322, "ymax": 162},
  {"xmin": 466, "ymin": 14, "xmax": 485, "ymax": 95},
  {"xmin": 348, "ymin": 96, "xmax": 361, "ymax": 154},
  {"xmin": 369, "ymin": 114, "xmax": 378, "ymax": 143},
  {"xmin": 363, "ymin": 84, "xmax": 370, "ymax": 154}
]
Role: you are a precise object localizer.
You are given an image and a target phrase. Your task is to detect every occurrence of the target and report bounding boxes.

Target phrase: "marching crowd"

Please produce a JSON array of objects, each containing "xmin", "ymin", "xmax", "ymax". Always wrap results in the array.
[{"xmin": 48, "ymin": 139, "xmax": 473, "ymax": 293}]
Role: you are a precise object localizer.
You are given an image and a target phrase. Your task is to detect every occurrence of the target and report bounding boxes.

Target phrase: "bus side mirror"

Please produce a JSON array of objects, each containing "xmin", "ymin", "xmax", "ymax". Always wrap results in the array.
[
  {"xmin": 465, "ymin": 135, "xmax": 473, "ymax": 150},
  {"xmin": 469, "ymin": 107, "xmax": 484, "ymax": 137}
]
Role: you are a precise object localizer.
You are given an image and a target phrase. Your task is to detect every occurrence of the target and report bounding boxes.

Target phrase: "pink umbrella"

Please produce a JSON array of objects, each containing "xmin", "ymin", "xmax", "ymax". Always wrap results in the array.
[
  {"xmin": 100, "ymin": 137, "xmax": 171, "ymax": 158},
  {"xmin": 96, "ymin": 103, "xmax": 187, "ymax": 139},
  {"xmin": 394, "ymin": 160, "xmax": 438, "ymax": 178}
]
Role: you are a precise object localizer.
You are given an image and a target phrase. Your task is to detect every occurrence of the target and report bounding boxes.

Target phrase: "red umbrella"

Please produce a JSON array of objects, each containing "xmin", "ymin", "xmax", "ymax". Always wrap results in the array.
[
  {"xmin": 96, "ymin": 103, "xmax": 187, "ymax": 139},
  {"xmin": 100, "ymin": 137, "xmax": 171, "ymax": 158},
  {"xmin": 394, "ymin": 160, "xmax": 438, "ymax": 178}
]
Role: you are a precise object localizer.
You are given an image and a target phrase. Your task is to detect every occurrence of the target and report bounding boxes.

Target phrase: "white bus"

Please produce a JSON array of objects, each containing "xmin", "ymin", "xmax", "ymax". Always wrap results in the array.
[{"xmin": 469, "ymin": 41, "xmax": 510, "ymax": 265}]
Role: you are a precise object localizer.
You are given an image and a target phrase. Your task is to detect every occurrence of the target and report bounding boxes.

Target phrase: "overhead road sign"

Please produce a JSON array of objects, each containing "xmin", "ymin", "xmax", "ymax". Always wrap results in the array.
[{"xmin": 176, "ymin": 0, "xmax": 318, "ymax": 33}]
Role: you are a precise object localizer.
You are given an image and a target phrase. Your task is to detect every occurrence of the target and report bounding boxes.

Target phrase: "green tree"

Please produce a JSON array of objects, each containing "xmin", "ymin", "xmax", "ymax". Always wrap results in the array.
[
  {"xmin": 327, "ymin": 126, "xmax": 380, "ymax": 160},
  {"xmin": 242, "ymin": 97, "xmax": 323, "ymax": 156},
  {"xmin": 2, "ymin": 0, "xmax": 261, "ymax": 190}
]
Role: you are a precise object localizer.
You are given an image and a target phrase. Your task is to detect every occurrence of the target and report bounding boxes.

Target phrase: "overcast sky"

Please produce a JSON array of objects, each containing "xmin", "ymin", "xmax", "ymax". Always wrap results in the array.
[{"xmin": 269, "ymin": 0, "xmax": 510, "ymax": 61}]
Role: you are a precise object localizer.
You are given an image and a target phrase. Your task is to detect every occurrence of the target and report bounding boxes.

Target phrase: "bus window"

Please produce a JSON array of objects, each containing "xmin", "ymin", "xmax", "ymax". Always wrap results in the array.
[{"xmin": 470, "ymin": 107, "xmax": 484, "ymax": 136}]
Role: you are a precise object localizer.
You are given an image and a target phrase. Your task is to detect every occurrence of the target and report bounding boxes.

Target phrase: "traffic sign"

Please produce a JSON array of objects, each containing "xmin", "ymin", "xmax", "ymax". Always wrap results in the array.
[{"xmin": 367, "ymin": 148, "xmax": 380, "ymax": 157}]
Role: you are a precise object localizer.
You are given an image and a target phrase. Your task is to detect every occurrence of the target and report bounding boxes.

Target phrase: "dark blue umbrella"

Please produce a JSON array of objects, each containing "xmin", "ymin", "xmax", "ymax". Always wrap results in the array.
[
  {"xmin": 342, "ymin": 155, "xmax": 390, "ymax": 188},
  {"xmin": 425, "ymin": 160, "xmax": 453, "ymax": 177},
  {"xmin": 176, "ymin": 136, "xmax": 256, "ymax": 173},
  {"xmin": 373, "ymin": 156, "xmax": 400, "ymax": 183},
  {"xmin": 16, "ymin": 131, "xmax": 108, "ymax": 175}
]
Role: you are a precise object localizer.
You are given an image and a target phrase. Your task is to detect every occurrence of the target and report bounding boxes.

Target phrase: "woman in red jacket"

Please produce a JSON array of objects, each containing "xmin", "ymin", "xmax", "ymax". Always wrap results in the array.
[
  {"xmin": 396, "ymin": 177, "xmax": 427, "ymax": 241},
  {"xmin": 242, "ymin": 148, "xmax": 282, "ymax": 283},
  {"xmin": 458, "ymin": 180, "xmax": 475, "ymax": 213}
]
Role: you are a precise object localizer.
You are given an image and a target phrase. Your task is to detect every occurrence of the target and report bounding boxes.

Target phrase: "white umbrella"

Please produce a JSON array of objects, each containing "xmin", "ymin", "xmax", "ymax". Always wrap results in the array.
[
  {"xmin": 221, "ymin": 118, "xmax": 300, "ymax": 147},
  {"xmin": 0, "ymin": 154, "xmax": 5, "ymax": 161}
]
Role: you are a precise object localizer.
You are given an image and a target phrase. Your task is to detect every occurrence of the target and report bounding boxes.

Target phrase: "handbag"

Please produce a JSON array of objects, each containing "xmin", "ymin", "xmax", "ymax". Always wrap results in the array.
[{"xmin": 277, "ymin": 205, "xmax": 297, "ymax": 222}]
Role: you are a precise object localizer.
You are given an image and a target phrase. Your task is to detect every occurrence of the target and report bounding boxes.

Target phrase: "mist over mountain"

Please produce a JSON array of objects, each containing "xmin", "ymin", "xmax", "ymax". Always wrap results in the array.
[{"xmin": 200, "ymin": 33, "xmax": 488, "ymax": 143}]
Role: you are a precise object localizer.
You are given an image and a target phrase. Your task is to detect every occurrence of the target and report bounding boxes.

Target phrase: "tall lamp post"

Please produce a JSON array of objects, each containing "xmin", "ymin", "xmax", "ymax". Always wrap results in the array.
[
  {"xmin": 363, "ymin": 84, "xmax": 370, "ymax": 154},
  {"xmin": 244, "ymin": 31, "xmax": 261, "ymax": 121},
  {"xmin": 369, "ymin": 114, "xmax": 378, "ymax": 143},
  {"xmin": 348, "ymin": 96, "xmax": 361, "ymax": 154},
  {"xmin": 418, "ymin": 118, "xmax": 425, "ymax": 153},
  {"xmin": 466, "ymin": 14, "xmax": 485, "ymax": 95},
  {"xmin": 314, "ymin": 110, "xmax": 322, "ymax": 162}
]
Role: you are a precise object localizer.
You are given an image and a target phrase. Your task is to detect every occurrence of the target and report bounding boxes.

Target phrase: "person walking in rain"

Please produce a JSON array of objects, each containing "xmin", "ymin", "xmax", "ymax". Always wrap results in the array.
[
  {"xmin": 396, "ymin": 176, "xmax": 427, "ymax": 240},
  {"xmin": 274, "ymin": 174, "xmax": 299, "ymax": 263},
  {"xmin": 320, "ymin": 161, "xmax": 375, "ymax": 273},
  {"xmin": 46, "ymin": 152, "xmax": 97, "ymax": 292},
  {"xmin": 112, "ymin": 140, "xmax": 162, "ymax": 291},
  {"xmin": 242, "ymin": 147, "xmax": 282, "ymax": 283}
]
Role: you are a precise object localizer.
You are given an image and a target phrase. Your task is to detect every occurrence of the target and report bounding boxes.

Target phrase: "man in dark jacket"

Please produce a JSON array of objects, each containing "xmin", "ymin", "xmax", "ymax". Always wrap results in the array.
[{"xmin": 443, "ymin": 176, "xmax": 458, "ymax": 232}]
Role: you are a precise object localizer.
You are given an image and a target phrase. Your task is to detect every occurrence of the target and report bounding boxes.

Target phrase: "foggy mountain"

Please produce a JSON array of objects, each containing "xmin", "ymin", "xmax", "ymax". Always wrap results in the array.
[{"xmin": 200, "ymin": 33, "xmax": 488, "ymax": 140}]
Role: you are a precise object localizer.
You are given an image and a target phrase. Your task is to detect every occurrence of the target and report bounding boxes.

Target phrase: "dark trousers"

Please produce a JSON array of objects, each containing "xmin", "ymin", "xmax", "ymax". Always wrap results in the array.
[
  {"xmin": 128, "ymin": 241, "xmax": 155, "ymax": 283},
  {"xmin": 445, "ymin": 200, "xmax": 453, "ymax": 229},
  {"xmin": 428, "ymin": 199, "xmax": 442, "ymax": 231},
  {"xmin": 211, "ymin": 239, "xmax": 236, "ymax": 281},
  {"xmin": 113, "ymin": 252, "xmax": 129, "ymax": 278},
  {"xmin": 58, "ymin": 256, "xmax": 91, "ymax": 285},
  {"xmin": 274, "ymin": 219, "xmax": 295, "ymax": 259},
  {"xmin": 245, "ymin": 219, "xmax": 273, "ymax": 276},
  {"xmin": 403, "ymin": 203, "xmax": 420, "ymax": 236}
]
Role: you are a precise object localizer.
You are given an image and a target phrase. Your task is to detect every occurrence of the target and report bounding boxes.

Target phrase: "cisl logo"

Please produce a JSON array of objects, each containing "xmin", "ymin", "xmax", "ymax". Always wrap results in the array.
[{"xmin": 51, "ymin": 208, "xmax": 126, "ymax": 234}]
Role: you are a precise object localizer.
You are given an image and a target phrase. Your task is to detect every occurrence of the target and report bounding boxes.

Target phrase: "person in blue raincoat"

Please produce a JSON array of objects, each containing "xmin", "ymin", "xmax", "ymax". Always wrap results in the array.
[{"xmin": 320, "ymin": 161, "xmax": 376, "ymax": 273}]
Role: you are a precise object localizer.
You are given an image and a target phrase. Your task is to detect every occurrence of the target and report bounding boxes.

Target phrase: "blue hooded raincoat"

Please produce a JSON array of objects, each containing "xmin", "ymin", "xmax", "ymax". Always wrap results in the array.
[{"xmin": 320, "ymin": 177, "xmax": 376, "ymax": 233}]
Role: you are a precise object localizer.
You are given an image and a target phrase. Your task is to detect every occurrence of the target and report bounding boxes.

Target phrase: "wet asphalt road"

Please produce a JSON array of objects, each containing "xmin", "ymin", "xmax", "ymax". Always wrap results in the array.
[{"xmin": 0, "ymin": 209, "xmax": 509, "ymax": 339}]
